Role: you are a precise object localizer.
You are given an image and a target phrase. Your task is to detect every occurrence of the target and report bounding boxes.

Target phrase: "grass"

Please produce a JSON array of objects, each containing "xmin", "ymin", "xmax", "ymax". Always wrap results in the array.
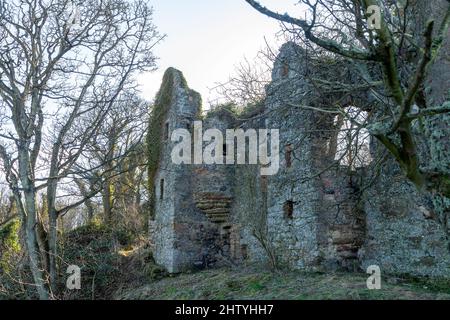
[
  {"xmin": 57, "ymin": 222, "xmax": 450, "ymax": 300},
  {"xmin": 115, "ymin": 267, "xmax": 450, "ymax": 300}
]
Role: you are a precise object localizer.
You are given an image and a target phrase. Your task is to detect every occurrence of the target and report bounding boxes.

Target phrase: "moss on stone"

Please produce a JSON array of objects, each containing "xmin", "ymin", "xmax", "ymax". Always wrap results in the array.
[
  {"xmin": 205, "ymin": 101, "xmax": 265, "ymax": 124},
  {"xmin": 147, "ymin": 69, "xmax": 176, "ymax": 220},
  {"xmin": 205, "ymin": 103, "xmax": 239, "ymax": 120},
  {"xmin": 146, "ymin": 68, "xmax": 200, "ymax": 220}
]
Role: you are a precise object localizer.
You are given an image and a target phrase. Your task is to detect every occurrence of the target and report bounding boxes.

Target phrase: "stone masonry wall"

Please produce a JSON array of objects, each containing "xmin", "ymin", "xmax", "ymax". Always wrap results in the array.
[
  {"xmin": 263, "ymin": 43, "xmax": 366, "ymax": 270},
  {"xmin": 358, "ymin": 0, "xmax": 450, "ymax": 277},
  {"xmin": 360, "ymin": 158, "xmax": 450, "ymax": 277},
  {"xmin": 151, "ymin": 68, "xmax": 207, "ymax": 273},
  {"xmin": 150, "ymin": 39, "xmax": 450, "ymax": 277}
]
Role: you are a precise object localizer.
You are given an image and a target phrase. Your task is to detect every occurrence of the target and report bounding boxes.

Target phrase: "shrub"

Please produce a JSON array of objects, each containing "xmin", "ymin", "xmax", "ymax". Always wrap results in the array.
[{"xmin": 0, "ymin": 219, "xmax": 21, "ymax": 273}]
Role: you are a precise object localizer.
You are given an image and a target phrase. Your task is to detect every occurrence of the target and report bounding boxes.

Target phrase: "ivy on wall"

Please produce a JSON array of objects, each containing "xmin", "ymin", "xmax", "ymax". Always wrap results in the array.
[
  {"xmin": 147, "ymin": 69, "xmax": 175, "ymax": 220},
  {"xmin": 0, "ymin": 218, "xmax": 21, "ymax": 273},
  {"xmin": 146, "ymin": 68, "xmax": 201, "ymax": 220}
]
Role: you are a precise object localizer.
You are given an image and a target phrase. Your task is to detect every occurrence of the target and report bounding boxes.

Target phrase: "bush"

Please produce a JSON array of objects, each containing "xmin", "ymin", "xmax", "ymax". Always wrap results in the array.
[
  {"xmin": 0, "ymin": 219, "xmax": 32, "ymax": 299},
  {"xmin": 0, "ymin": 219, "xmax": 21, "ymax": 273},
  {"xmin": 58, "ymin": 219, "xmax": 159, "ymax": 299},
  {"xmin": 59, "ymin": 222, "xmax": 122, "ymax": 299}
]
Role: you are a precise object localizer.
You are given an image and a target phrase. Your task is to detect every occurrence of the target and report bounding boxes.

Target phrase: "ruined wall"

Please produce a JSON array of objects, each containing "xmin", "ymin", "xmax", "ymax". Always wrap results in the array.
[
  {"xmin": 422, "ymin": 0, "xmax": 450, "ymax": 242},
  {"xmin": 230, "ymin": 114, "xmax": 268, "ymax": 265},
  {"xmin": 150, "ymin": 72, "xmax": 244, "ymax": 272},
  {"xmin": 149, "ymin": 38, "xmax": 450, "ymax": 277},
  {"xmin": 358, "ymin": 0, "xmax": 450, "ymax": 277},
  {"xmin": 360, "ymin": 159, "xmax": 450, "ymax": 277},
  {"xmin": 263, "ymin": 43, "xmax": 322, "ymax": 269},
  {"xmin": 191, "ymin": 112, "xmax": 237, "ymax": 267},
  {"xmin": 262, "ymin": 43, "xmax": 366, "ymax": 270},
  {"xmin": 262, "ymin": 42, "xmax": 450, "ymax": 276},
  {"xmin": 150, "ymin": 68, "xmax": 211, "ymax": 273},
  {"xmin": 411, "ymin": 0, "xmax": 450, "ymax": 106},
  {"xmin": 316, "ymin": 168, "xmax": 366, "ymax": 271}
]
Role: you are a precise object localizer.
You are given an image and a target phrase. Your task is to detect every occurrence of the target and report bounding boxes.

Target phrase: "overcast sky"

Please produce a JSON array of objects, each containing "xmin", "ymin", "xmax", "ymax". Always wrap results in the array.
[{"xmin": 137, "ymin": 0, "xmax": 302, "ymax": 108}]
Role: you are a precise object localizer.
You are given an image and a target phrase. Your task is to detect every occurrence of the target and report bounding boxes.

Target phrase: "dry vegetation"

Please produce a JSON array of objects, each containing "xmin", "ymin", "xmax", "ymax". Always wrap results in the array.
[{"xmin": 117, "ymin": 267, "xmax": 450, "ymax": 300}]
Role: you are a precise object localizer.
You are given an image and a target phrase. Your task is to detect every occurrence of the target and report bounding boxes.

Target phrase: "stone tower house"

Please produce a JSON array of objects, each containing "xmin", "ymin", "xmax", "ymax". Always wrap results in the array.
[
  {"xmin": 149, "ymin": 68, "xmax": 242, "ymax": 272},
  {"xmin": 149, "ymin": 68, "xmax": 204, "ymax": 273},
  {"xmin": 149, "ymin": 42, "xmax": 450, "ymax": 277}
]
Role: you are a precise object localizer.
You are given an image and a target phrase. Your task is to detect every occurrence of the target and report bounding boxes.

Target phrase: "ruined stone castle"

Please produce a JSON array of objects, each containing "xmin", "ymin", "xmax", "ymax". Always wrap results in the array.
[{"xmin": 148, "ymin": 42, "xmax": 450, "ymax": 277}]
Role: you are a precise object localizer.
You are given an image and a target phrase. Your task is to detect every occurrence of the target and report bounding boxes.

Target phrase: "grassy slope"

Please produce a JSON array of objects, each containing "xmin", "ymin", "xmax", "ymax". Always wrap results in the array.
[
  {"xmin": 116, "ymin": 267, "xmax": 450, "ymax": 300},
  {"xmin": 57, "ymin": 223, "xmax": 450, "ymax": 300}
]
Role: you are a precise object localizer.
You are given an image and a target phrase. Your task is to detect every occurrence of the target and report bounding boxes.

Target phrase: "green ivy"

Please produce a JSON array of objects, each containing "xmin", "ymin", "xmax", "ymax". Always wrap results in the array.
[
  {"xmin": 146, "ymin": 68, "xmax": 199, "ymax": 220},
  {"xmin": 147, "ymin": 70, "xmax": 173, "ymax": 220},
  {"xmin": 205, "ymin": 101, "xmax": 265, "ymax": 123},
  {"xmin": 0, "ymin": 218, "xmax": 21, "ymax": 273}
]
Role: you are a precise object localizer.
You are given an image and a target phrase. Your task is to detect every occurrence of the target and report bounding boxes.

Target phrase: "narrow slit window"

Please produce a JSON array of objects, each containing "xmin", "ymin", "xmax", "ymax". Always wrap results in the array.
[
  {"xmin": 285, "ymin": 144, "xmax": 293, "ymax": 168},
  {"xmin": 223, "ymin": 143, "xmax": 227, "ymax": 156},
  {"xmin": 164, "ymin": 122, "xmax": 169, "ymax": 140},
  {"xmin": 282, "ymin": 63, "xmax": 289, "ymax": 77},
  {"xmin": 283, "ymin": 200, "xmax": 294, "ymax": 220},
  {"xmin": 261, "ymin": 176, "xmax": 268, "ymax": 193},
  {"xmin": 160, "ymin": 179, "xmax": 164, "ymax": 200},
  {"xmin": 241, "ymin": 244, "xmax": 248, "ymax": 260}
]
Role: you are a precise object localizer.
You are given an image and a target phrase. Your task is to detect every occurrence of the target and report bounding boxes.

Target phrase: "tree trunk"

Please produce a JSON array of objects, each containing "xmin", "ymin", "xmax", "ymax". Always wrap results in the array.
[
  {"xmin": 47, "ymin": 206, "xmax": 58, "ymax": 295},
  {"xmin": 35, "ymin": 211, "xmax": 50, "ymax": 282},
  {"xmin": 75, "ymin": 179, "xmax": 95, "ymax": 222},
  {"xmin": 102, "ymin": 180, "xmax": 113, "ymax": 223},
  {"xmin": 19, "ymin": 147, "xmax": 49, "ymax": 299},
  {"xmin": 46, "ymin": 179, "xmax": 59, "ymax": 295},
  {"xmin": 46, "ymin": 145, "xmax": 63, "ymax": 295}
]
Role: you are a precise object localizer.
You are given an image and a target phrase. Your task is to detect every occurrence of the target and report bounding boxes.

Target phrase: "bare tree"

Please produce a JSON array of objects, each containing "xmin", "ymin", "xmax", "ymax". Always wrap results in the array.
[
  {"xmin": 69, "ymin": 92, "xmax": 149, "ymax": 224},
  {"xmin": 244, "ymin": 0, "xmax": 450, "ymax": 198},
  {"xmin": 210, "ymin": 49, "xmax": 273, "ymax": 107},
  {"xmin": 0, "ymin": 0, "xmax": 161, "ymax": 299}
]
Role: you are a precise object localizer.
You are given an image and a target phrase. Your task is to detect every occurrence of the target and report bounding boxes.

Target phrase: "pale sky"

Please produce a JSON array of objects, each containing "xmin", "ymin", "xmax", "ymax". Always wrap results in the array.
[{"xmin": 138, "ymin": 0, "xmax": 303, "ymax": 107}]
